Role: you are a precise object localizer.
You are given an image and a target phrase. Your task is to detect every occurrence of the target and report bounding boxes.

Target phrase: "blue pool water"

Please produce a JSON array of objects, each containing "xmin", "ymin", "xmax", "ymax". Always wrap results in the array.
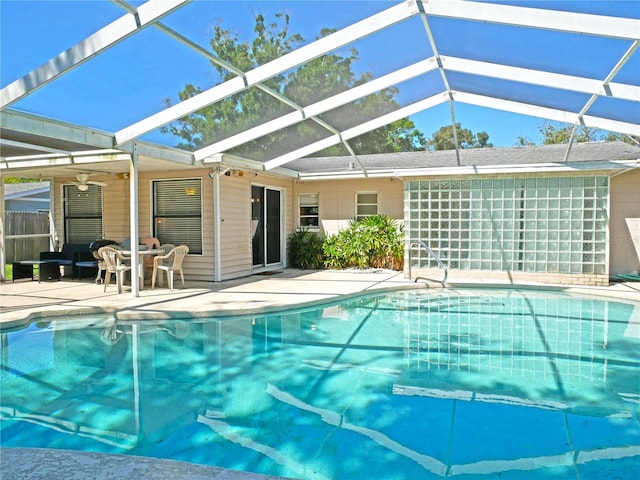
[{"xmin": 1, "ymin": 288, "xmax": 639, "ymax": 479}]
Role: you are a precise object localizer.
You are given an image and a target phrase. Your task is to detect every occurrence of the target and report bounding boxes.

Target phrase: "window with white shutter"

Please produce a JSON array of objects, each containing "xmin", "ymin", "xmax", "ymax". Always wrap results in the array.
[
  {"xmin": 153, "ymin": 178, "xmax": 202, "ymax": 254},
  {"xmin": 64, "ymin": 184, "xmax": 103, "ymax": 243}
]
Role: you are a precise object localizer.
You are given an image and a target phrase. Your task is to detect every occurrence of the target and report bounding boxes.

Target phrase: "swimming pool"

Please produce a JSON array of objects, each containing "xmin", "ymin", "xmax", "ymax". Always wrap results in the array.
[{"xmin": 1, "ymin": 288, "xmax": 639, "ymax": 479}]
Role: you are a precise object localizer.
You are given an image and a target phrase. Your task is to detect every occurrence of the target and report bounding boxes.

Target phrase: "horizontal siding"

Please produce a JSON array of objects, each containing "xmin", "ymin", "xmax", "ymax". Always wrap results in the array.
[
  {"xmin": 220, "ymin": 175, "xmax": 252, "ymax": 279},
  {"xmin": 219, "ymin": 174, "xmax": 295, "ymax": 279},
  {"xmin": 141, "ymin": 170, "xmax": 215, "ymax": 281},
  {"xmin": 610, "ymin": 169, "xmax": 640, "ymax": 276},
  {"xmin": 47, "ymin": 165, "xmax": 640, "ymax": 284},
  {"xmin": 294, "ymin": 178, "xmax": 404, "ymax": 236},
  {"xmin": 103, "ymin": 175, "xmax": 131, "ymax": 241}
]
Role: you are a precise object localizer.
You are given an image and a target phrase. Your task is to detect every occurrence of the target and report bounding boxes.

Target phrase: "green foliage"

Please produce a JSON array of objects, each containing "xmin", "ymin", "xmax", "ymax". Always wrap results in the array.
[
  {"xmin": 322, "ymin": 214, "xmax": 404, "ymax": 270},
  {"xmin": 519, "ymin": 121, "xmax": 639, "ymax": 146},
  {"xmin": 427, "ymin": 123, "xmax": 493, "ymax": 150},
  {"xmin": 514, "ymin": 135, "xmax": 536, "ymax": 146},
  {"xmin": 3, "ymin": 178, "xmax": 41, "ymax": 184},
  {"xmin": 163, "ymin": 12, "xmax": 426, "ymax": 156},
  {"xmin": 539, "ymin": 121, "xmax": 598, "ymax": 145},
  {"xmin": 287, "ymin": 228, "xmax": 325, "ymax": 269},
  {"xmin": 602, "ymin": 131, "xmax": 639, "ymax": 145}
]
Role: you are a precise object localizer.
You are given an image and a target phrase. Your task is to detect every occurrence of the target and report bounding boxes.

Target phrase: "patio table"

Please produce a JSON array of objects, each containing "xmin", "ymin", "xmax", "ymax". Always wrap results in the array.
[
  {"xmin": 120, "ymin": 249, "xmax": 163, "ymax": 289},
  {"xmin": 12, "ymin": 260, "xmax": 60, "ymax": 283}
]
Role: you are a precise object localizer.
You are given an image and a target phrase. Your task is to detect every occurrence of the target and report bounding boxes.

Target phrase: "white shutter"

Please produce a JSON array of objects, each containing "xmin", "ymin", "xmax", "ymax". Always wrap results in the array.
[
  {"xmin": 153, "ymin": 179, "xmax": 202, "ymax": 254},
  {"xmin": 64, "ymin": 184, "xmax": 103, "ymax": 243}
]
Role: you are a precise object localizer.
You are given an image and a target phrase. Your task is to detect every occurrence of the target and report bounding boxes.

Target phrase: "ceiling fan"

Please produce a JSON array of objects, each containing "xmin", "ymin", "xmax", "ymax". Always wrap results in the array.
[{"xmin": 73, "ymin": 173, "xmax": 108, "ymax": 191}]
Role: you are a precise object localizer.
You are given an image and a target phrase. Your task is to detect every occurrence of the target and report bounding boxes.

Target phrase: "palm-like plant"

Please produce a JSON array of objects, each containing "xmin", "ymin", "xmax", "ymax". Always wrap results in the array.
[
  {"xmin": 287, "ymin": 228, "xmax": 325, "ymax": 269},
  {"xmin": 323, "ymin": 214, "xmax": 404, "ymax": 270}
]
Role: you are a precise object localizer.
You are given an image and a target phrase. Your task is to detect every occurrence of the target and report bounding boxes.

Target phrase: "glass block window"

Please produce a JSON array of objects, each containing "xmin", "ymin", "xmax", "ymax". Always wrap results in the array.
[
  {"xmin": 298, "ymin": 193, "xmax": 319, "ymax": 229},
  {"xmin": 404, "ymin": 176, "xmax": 609, "ymax": 275},
  {"xmin": 356, "ymin": 192, "xmax": 378, "ymax": 220},
  {"xmin": 64, "ymin": 184, "xmax": 103, "ymax": 243},
  {"xmin": 153, "ymin": 178, "xmax": 202, "ymax": 254}
]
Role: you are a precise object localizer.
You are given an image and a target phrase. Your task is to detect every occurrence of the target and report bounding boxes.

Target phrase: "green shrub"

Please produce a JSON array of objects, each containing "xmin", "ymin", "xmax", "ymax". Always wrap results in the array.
[
  {"xmin": 287, "ymin": 228, "xmax": 325, "ymax": 269},
  {"xmin": 323, "ymin": 214, "xmax": 404, "ymax": 270}
]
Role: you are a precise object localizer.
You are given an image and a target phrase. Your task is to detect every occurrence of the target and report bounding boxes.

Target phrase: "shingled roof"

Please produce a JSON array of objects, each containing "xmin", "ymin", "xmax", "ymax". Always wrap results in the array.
[{"xmin": 289, "ymin": 141, "xmax": 640, "ymax": 179}]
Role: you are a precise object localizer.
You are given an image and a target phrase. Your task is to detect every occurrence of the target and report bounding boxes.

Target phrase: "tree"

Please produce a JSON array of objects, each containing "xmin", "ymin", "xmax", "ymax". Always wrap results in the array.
[
  {"xmin": 603, "ymin": 131, "xmax": 640, "ymax": 146},
  {"xmin": 529, "ymin": 121, "xmax": 639, "ymax": 146},
  {"xmin": 163, "ymin": 13, "xmax": 426, "ymax": 157},
  {"xmin": 515, "ymin": 136, "xmax": 536, "ymax": 146},
  {"xmin": 538, "ymin": 121, "xmax": 598, "ymax": 144},
  {"xmin": 426, "ymin": 123, "xmax": 493, "ymax": 151}
]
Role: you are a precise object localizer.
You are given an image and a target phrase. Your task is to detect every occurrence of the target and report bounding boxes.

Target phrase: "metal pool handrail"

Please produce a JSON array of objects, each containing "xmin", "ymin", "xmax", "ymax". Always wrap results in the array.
[{"xmin": 408, "ymin": 241, "xmax": 449, "ymax": 283}]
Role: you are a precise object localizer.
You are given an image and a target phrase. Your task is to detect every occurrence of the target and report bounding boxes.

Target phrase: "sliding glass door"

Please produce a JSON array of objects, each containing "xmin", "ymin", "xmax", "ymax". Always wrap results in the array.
[{"xmin": 251, "ymin": 185, "xmax": 282, "ymax": 268}]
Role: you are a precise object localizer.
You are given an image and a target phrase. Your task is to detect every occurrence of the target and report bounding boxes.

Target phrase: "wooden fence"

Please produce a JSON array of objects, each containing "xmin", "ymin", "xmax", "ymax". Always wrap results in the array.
[{"xmin": 4, "ymin": 211, "xmax": 51, "ymax": 262}]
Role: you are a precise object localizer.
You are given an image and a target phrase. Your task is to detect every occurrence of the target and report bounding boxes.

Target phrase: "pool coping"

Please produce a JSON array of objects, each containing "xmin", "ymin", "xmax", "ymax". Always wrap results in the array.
[
  {"xmin": 2, "ymin": 268, "xmax": 639, "ymax": 332},
  {"xmin": 1, "ymin": 447, "xmax": 295, "ymax": 480}
]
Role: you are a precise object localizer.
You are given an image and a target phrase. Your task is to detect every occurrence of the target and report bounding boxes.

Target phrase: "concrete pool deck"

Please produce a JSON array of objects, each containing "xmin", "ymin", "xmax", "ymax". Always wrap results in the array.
[
  {"xmin": 0, "ymin": 268, "xmax": 416, "ymax": 328},
  {"xmin": 2, "ymin": 268, "xmax": 640, "ymax": 329},
  {"xmin": 2, "ymin": 268, "xmax": 640, "ymax": 479}
]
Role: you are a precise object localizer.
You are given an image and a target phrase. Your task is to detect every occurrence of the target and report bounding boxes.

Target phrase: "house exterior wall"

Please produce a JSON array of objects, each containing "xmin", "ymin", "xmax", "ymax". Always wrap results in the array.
[
  {"xmin": 293, "ymin": 178, "xmax": 404, "ymax": 236},
  {"xmin": 610, "ymin": 169, "xmax": 640, "ymax": 276},
  {"xmin": 54, "ymin": 171, "xmax": 214, "ymax": 281},
  {"xmin": 49, "ymin": 162, "xmax": 639, "ymax": 286},
  {"xmin": 140, "ymin": 170, "xmax": 214, "ymax": 282},
  {"xmin": 218, "ymin": 172, "xmax": 294, "ymax": 280}
]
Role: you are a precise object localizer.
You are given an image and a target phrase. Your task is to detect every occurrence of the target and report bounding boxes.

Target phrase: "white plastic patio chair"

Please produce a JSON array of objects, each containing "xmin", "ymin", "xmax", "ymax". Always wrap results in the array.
[
  {"xmin": 99, "ymin": 246, "xmax": 141, "ymax": 294},
  {"xmin": 151, "ymin": 245, "xmax": 189, "ymax": 290}
]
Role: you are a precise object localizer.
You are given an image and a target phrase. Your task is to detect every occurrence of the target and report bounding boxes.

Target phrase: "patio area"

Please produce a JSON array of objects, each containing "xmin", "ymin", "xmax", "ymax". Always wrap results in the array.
[
  {"xmin": 0, "ymin": 268, "xmax": 416, "ymax": 328},
  {"xmin": 3, "ymin": 268, "xmax": 639, "ymax": 330}
]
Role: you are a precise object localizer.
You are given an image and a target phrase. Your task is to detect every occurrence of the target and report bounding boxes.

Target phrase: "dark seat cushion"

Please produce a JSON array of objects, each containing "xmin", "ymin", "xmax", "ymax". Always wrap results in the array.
[{"xmin": 41, "ymin": 243, "xmax": 93, "ymax": 273}]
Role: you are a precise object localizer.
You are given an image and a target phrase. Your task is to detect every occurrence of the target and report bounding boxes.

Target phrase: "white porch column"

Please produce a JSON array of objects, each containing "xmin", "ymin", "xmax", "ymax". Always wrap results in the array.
[
  {"xmin": 0, "ymin": 178, "xmax": 5, "ymax": 281},
  {"xmin": 48, "ymin": 178, "xmax": 58, "ymax": 251},
  {"xmin": 129, "ymin": 142, "xmax": 140, "ymax": 297},
  {"xmin": 213, "ymin": 168, "xmax": 222, "ymax": 282}
]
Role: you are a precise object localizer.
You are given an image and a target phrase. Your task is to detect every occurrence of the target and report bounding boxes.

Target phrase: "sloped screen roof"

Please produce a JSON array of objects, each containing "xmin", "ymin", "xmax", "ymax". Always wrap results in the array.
[{"xmin": 1, "ymin": 0, "xmax": 638, "ymax": 175}]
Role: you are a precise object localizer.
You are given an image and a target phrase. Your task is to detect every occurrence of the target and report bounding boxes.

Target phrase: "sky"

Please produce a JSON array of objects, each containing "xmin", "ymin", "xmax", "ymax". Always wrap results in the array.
[{"xmin": 1, "ymin": 0, "xmax": 639, "ymax": 152}]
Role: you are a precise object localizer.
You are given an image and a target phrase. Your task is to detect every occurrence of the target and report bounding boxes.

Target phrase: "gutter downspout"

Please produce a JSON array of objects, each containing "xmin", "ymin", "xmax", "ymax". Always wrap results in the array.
[{"xmin": 129, "ymin": 142, "xmax": 140, "ymax": 297}]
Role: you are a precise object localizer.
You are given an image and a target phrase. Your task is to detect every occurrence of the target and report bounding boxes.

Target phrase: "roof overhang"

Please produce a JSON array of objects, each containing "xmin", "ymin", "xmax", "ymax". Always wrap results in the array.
[
  {"xmin": 1, "ymin": 110, "xmax": 196, "ymax": 178},
  {"xmin": 297, "ymin": 159, "xmax": 640, "ymax": 182}
]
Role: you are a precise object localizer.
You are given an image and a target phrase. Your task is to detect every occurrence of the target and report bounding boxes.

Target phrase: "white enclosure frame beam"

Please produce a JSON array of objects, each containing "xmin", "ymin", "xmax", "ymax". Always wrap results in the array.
[
  {"xmin": 1, "ymin": 111, "xmax": 116, "ymax": 151},
  {"xmin": 454, "ymin": 91, "xmax": 640, "ymax": 137},
  {"xmin": 264, "ymin": 92, "xmax": 449, "ymax": 170},
  {"xmin": 0, "ymin": 0, "xmax": 190, "ymax": 109},
  {"xmin": 0, "ymin": 180, "xmax": 4, "ymax": 281},
  {"xmin": 193, "ymin": 58, "xmax": 439, "ymax": 162},
  {"xmin": 0, "ymin": 139, "xmax": 72, "ymax": 156},
  {"xmin": 129, "ymin": 143, "xmax": 140, "ymax": 297},
  {"xmin": 419, "ymin": 0, "xmax": 640, "ymax": 40},
  {"xmin": 1, "ymin": 152, "xmax": 131, "ymax": 171},
  {"xmin": 440, "ymin": 56, "xmax": 640, "ymax": 102},
  {"xmin": 115, "ymin": 0, "xmax": 420, "ymax": 145},
  {"xmin": 418, "ymin": 4, "xmax": 460, "ymax": 164}
]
